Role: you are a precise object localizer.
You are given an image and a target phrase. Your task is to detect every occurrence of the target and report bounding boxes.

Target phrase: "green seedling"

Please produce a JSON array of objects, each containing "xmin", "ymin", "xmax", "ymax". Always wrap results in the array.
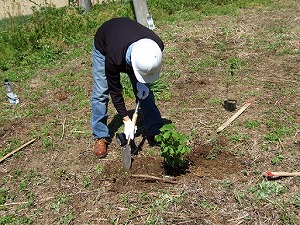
[
  {"xmin": 155, "ymin": 124, "xmax": 191, "ymax": 168},
  {"xmin": 82, "ymin": 176, "xmax": 92, "ymax": 188}
]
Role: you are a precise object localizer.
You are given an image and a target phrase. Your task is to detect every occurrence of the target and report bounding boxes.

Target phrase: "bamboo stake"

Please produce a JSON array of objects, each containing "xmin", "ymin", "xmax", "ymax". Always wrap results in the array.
[
  {"xmin": 0, "ymin": 138, "xmax": 37, "ymax": 163},
  {"xmin": 217, "ymin": 101, "xmax": 252, "ymax": 133},
  {"xmin": 131, "ymin": 174, "xmax": 178, "ymax": 184}
]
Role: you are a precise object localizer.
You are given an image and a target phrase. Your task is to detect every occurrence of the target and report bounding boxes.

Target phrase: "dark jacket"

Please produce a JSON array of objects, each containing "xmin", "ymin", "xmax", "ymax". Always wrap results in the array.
[{"xmin": 94, "ymin": 17, "xmax": 164, "ymax": 118}]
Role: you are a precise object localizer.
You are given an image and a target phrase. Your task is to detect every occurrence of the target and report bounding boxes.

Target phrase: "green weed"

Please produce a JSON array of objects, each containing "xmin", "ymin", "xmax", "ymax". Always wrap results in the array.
[
  {"xmin": 271, "ymin": 152, "xmax": 284, "ymax": 165},
  {"xmin": 198, "ymin": 200, "xmax": 217, "ymax": 210},
  {"xmin": 291, "ymin": 189, "xmax": 300, "ymax": 209},
  {"xmin": 0, "ymin": 215, "xmax": 32, "ymax": 225},
  {"xmin": 245, "ymin": 120, "xmax": 261, "ymax": 129},
  {"xmin": 52, "ymin": 168, "xmax": 72, "ymax": 180},
  {"xmin": 249, "ymin": 181, "xmax": 285, "ymax": 201},
  {"xmin": 234, "ymin": 190, "xmax": 246, "ymax": 206},
  {"xmin": 190, "ymin": 55, "xmax": 219, "ymax": 73},
  {"xmin": 150, "ymin": 79, "xmax": 171, "ymax": 100},
  {"xmin": 59, "ymin": 213, "xmax": 75, "ymax": 225},
  {"xmin": 95, "ymin": 165, "xmax": 104, "ymax": 175},
  {"xmin": 0, "ymin": 188, "xmax": 7, "ymax": 205},
  {"xmin": 229, "ymin": 133, "xmax": 249, "ymax": 143},
  {"xmin": 50, "ymin": 194, "xmax": 70, "ymax": 212},
  {"xmin": 82, "ymin": 176, "xmax": 92, "ymax": 188},
  {"xmin": 264, "ymin": 125, "xmax": 294, "ymax": 142}
]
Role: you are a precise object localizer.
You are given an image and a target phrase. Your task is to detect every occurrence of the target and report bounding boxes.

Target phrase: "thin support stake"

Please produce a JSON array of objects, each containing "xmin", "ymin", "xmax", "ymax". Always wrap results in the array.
[
  {"xmin": 217, "ymin": 101, "xmax": 252, "ymax": 133},
  {"xmin": 0, "ymin": 138, "xmax": 37, "ymax": 163}
]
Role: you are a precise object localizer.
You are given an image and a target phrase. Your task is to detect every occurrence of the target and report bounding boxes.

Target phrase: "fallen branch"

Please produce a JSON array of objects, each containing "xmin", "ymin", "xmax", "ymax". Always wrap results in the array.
[
  {"xmin": 217, "ymin": 101, "xmax": 252, "ymax": 133},
  {"xmin": 3, "ymin": 201, "xmax": 28, "ymax": 206},
  {"xmin": 131, "ymin": 174, "xmax": 178, "ymax": 184},
  {"xmin": 61, "ymin": 117, "xmax": 66, "ymax": 140},
  {"xmin": 278, "ymin": 139, "xmax": 285, "ymax": 151},
  {"xmin": 0, "ymin": 138, "xmax": 37, "ymax": 163},
  {"xmin": 265, "ymin": 171, "xmax": 300, "ymax": 178}
]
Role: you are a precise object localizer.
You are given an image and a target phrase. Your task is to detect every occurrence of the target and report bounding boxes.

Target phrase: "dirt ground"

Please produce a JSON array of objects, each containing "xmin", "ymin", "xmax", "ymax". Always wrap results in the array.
[{"xmin": 0, "ymin": 1, "xmax": 300, "ymax": 224}]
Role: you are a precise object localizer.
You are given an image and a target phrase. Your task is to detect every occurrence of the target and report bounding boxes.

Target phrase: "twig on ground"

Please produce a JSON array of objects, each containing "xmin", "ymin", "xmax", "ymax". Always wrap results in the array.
[
  {"xmin": 198, "ymin": 120, "xmax": 212, "ymax": 128},
  {"xmin": 131, "ymin": 174, "xmax": 178, "ymax": 184},
  {"xmin": 61, "ymin": 117, "xmax": 66, "ymax": 140},
  {"xmin": 3, "ymin": 201, "xmax": 28, "ymax": 206},
  {"xmin": 278, "ymin": 139, "xmax": 285, "ymax": 151},
  {"xmin": 0, "ymin": 138, "xmax": 37, "ymax": 163},
  {"xmin": 129, "ymin": 212, "xmax": 149, "ymax": 221},
  {"xmin": 294, "ymin": 130, "xmax": 299, "ymax": 138},
  {"xmin": 188, "ymin": 107, "xmax": 215, "ymax": 110}
]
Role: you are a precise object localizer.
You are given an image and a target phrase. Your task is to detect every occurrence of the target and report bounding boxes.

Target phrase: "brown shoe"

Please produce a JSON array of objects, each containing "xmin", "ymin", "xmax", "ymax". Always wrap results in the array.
[{"xmin": 93, "ymin": 139, "xmax": 108, "ymax": 158}]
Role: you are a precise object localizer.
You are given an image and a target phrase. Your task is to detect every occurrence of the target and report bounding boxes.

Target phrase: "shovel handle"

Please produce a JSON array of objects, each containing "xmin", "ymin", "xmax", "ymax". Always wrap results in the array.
[
  {"xmin": 132, "ymin": 100, "xmax": 140, "ymax": 126},
  {"xmin": 132, "ymin": 112, "xmax": 138, "ymax": 125},
  {"xmin": 126, "ymin": 100, "xmax": 140, "ymax": 145}
]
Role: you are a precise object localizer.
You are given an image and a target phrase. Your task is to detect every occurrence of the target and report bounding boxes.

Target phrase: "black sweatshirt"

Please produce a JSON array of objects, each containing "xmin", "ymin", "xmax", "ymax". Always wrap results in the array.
[{"xmin": 94, "ymin": 17, "xmax": 164, "ymax": 118}]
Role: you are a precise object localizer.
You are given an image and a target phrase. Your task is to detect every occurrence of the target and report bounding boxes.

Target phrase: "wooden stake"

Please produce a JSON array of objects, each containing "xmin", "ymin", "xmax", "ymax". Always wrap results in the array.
[
  {"xmin": 266, "ymin": 171, "xmax": 300, "ymax": 178},
  {"xmin": 0, "ymin": 138, "xmax": 37, "ymax": 163},
  {"xmin": 217, "ymin": 101, "xmax": 252, "ymax": 133}
]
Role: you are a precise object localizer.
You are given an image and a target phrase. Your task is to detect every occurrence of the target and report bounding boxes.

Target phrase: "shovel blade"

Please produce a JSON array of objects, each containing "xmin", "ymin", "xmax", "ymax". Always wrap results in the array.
[{"xmin": 121, "ymin": 145, "xmax": 131, "ymax": 171}]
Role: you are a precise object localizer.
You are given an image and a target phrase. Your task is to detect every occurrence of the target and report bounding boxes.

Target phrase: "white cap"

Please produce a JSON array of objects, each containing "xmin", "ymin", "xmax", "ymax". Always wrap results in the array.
[{"xmin": 131, "ymin": 38, "xmax": 162, "ymax": 83}]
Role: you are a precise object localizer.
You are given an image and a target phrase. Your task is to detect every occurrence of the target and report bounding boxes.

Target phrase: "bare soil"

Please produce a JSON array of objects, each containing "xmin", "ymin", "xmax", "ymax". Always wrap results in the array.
[{"xmin": 1, "ymin": 1, "xmax": 300, "ymax": 224}]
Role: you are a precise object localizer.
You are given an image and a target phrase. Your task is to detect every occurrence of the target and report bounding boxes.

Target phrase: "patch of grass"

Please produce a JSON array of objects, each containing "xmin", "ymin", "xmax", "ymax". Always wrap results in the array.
[
  {"xmin": 208, "ymin": 98, "xmax": 223, "ymax": 105},
  {"xmin": 0, "ymin": 188, "xmax": 7, "ymax": 205},
  {"xmin": 0, "ymin": 215, "xmax": 32, "ymax": 225},
  {"xmin": 95, "ymin": 165, "xmax": 104, "ymax": 175},
  {"xmin": 271, "ymin": 152, "xmax": 284, "ymax": 165},
  {"xmin": 249, "ymin": 181, "xmax": 285, "ymax": 201},
  {"xmin": 190, "ymin": 55, "xmax": 220, "ymax": 73},
  {"xmin": 150, "ymin": 79, "xmax": 171, "ymax": 100},
  {"xmin": 245, "ymin": 120, "xmax": 261, "ymax": 129},
  {"xmin": 234, "ymin": 190, "xmax": 246, "ymax": 206},
  {"xmin": 50, "ymin": 194, "xmax": 70, "ymax": 212},
  {"xmin": 229, "ymin": 133, "xmax": 249, "ymax": 143},
  {"xmin": 59, "ymin": 213, "xmax": 75, "ymax": 225},
  {"xmin": 0, "ymin": 138, "xmax": 23, "ymax": 158},
  {"xmin": 198, "ymin": 200, "xmax": 218, "ymax": 210},
  {"xmin": 264, "ymin": 125, "xmax": 294, "ymax": 142},
  {"xmin": 52, "ymin": 168, "xmax": 71, "ymax": 180},
  {"xmin": 291, "ymin": 189, "xmax": 300, "ymax": 209},
  {"xmin": 42, "ymin": 137, "xmax": 54, "ymax": 150},
  {"xmin": 82, "ymin": 176, "xmax": 92, "ymax": 188}
]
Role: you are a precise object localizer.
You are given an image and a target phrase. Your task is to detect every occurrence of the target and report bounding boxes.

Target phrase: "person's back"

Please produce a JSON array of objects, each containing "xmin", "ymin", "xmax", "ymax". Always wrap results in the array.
[{"xmin": 94, "ymin": 17, "xmax": 164, "ymax": 61}]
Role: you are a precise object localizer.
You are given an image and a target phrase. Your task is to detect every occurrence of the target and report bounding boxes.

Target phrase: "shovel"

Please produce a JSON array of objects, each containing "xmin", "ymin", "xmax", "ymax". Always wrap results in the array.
[{"xmin": 121, "ymin": 100, "xmax": 140, "ymax": 171}]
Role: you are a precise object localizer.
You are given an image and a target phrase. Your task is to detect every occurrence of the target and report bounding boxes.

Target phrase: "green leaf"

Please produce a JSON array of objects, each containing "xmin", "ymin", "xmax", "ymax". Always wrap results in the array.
[{"xmin": 163, "ymin": 131, "xmax": 171, "ymax": 139}]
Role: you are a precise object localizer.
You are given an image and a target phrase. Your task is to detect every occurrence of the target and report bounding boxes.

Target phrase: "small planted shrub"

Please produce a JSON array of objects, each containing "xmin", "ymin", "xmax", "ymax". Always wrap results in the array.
[{"xmin": 155, "ymin": 124, "xmax": 191, "ymax": 168}]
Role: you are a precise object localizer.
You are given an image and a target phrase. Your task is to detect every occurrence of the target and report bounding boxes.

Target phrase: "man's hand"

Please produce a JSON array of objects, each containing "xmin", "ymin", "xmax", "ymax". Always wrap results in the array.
[
  {"xmin": 123, "ymin": 119, "xmax": 137, "ymax": 140},
  {"xmin": 136, "ymin": 82, "xmax": 149, "ymax": 99}
]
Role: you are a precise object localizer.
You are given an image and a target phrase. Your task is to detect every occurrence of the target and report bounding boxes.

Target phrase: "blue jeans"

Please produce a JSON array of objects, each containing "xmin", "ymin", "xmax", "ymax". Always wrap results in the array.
[{"xmin": 91, "ymin": 46, "xmax": 163, "ymax": 141}]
